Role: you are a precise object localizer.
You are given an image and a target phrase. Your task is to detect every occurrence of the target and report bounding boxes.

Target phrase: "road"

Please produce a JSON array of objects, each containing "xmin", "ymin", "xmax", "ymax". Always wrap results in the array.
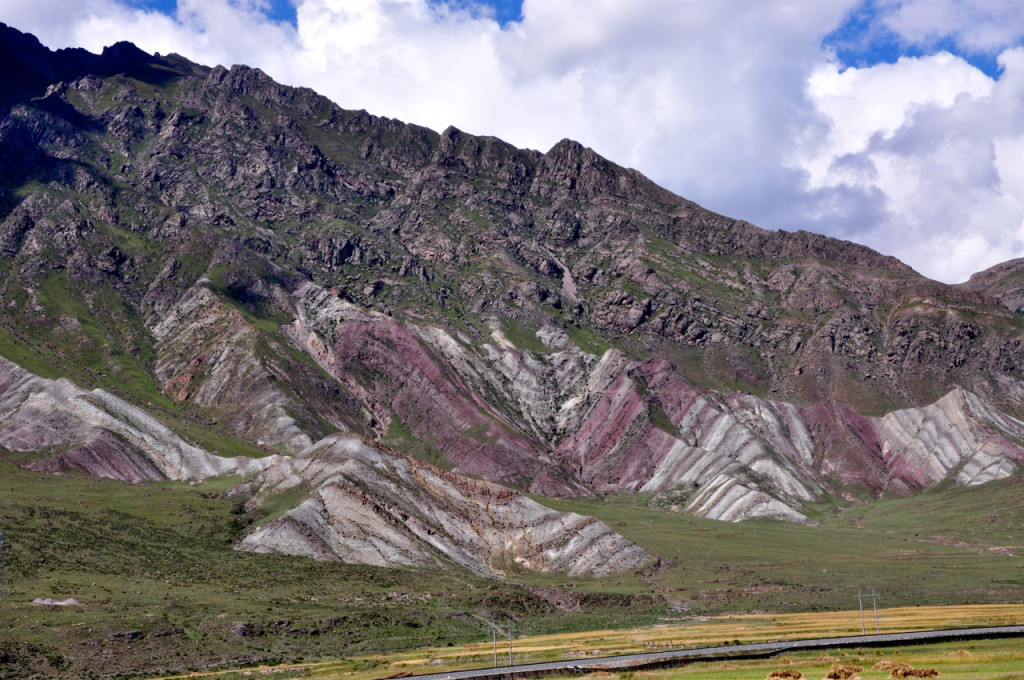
[{"xmin": 404, "ymin": 625, "xmax": 1024, "ymax": 680}]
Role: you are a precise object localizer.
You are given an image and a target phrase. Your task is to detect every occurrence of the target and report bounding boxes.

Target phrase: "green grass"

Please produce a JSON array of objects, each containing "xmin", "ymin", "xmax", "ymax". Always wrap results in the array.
[
  {"xmin": 2, "ymin": 446, "xmax": 1024, "ymax": 678},
  {"xmin": 169, "ymin": 608, "xmax": 1024, "ymax": 680},
  {"xmin": 501, "ymin": 316, "xmax": 551, "ymax": 354},
  {"xmin": 0, "ymin": 267, "xmax": 175, "ymax": 412},
  {"xmin": 0, "ymin": 462, "xmax": 551, "ymax": 678},
  {"xmin": 533, "ymin": 475, "xmax": 1024, "ymax": 614},
  {"xmin": 647, "ymin": 401, "xmax": 681, "ymax": 438},
  {"xmin": 253, "ymin": 482, "xmax": 312, "ymax": 525},
  {"xmin": 563, "ymin": 322, "xmax": 611, "ymax": 356},
  {"xmin": 381, "ymin": 415, "xmax": 453, "ymax": 470},
  {"xmin": 0, "ymin": 325, "xmax": 65, "ymax": 380}
]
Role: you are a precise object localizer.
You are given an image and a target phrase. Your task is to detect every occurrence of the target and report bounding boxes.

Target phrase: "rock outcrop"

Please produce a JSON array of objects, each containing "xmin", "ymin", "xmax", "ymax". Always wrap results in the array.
[
  {"xmin": 153, "ymin": 283, "xmax": 320, "ymax": 454},
  {"xmin": 234, "ymin": 434, "xmax": 651, "ymax": 577},
  {"xmin": 0, "ymin": 358, "xmax": 278, "ymax": 481}
]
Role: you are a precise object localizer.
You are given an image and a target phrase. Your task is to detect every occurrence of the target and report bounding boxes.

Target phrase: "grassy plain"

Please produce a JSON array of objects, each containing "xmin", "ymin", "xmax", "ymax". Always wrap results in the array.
[
  {"xmin": 533, "ymin": 474, "xmax": 1024, "ymax": 614},
  {"xmin": 1, "ymin": 460, "xmax": 1023, "ymax": 678},
  {"xmin": 0, "ymin": 462, "xmax": 656, "ymax": 678}
]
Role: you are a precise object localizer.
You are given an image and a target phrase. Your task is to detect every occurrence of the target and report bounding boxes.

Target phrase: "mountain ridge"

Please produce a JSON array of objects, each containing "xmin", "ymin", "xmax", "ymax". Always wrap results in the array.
[{"xmin": 2, "ymin": 21, "xmax": 1024, "ymax": 557}]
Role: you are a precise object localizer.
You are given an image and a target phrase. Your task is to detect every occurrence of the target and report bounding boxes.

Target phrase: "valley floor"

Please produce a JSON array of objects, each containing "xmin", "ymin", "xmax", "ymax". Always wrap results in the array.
[{"xmin": 1, "ymin": 461, "xmax": 1022, "ymax": 678}]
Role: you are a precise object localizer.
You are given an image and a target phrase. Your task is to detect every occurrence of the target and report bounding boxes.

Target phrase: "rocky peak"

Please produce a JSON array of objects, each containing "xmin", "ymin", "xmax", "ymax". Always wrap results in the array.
[
  {"xmin": 0, "ymin": 23, "xmax": 179, "ymax": 106},
  {"xmin": 960, "ymin": 257, "xmax": 1024, "ymax": 314}
]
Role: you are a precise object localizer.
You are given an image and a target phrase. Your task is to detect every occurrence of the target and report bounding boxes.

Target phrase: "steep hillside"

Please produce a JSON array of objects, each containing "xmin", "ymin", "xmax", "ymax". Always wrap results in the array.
[
  {"xmin": 2, "ymin": 20, "xmax": 1024, "ymax": 543},
  {"xmin": 961, "ymin": 257, "xmax": 1024, "ymax": 314}
]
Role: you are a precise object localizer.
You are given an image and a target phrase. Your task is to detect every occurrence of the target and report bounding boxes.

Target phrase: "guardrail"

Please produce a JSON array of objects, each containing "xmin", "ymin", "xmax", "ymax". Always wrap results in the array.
[{"xmin": 402, "ymin": 625, "xmax": 1024, "ymax": 680}]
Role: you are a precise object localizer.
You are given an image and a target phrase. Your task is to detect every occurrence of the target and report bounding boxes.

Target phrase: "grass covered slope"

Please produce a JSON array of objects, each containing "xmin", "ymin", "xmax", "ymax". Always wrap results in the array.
[{"xmin": 538, "ymin": 476, "xmax": 1024, "ymax": 614}]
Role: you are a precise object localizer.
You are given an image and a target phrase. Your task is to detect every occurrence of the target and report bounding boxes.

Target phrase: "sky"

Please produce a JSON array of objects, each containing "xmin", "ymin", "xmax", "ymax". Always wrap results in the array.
[{"xmin": 1, "ymin": 0, "xmax": 1022, "ymax": 284}]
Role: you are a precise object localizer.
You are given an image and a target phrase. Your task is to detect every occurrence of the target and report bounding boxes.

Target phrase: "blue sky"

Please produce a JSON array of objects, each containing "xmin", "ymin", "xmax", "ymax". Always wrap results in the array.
[
  {"xmin": 130, "ymin": 0, "xmax": 298, "ymax": 23},
  {"xmin": 125, "ymin": 0, "xmax": 1010, "ymax": 79},
  {"xmin": 3, "ymin": 0, "xmax": 1022, "ymax": 283},
  {"xmin": 131, "ymin": 0, "xmax": 524, "ymax": 28},
  {"xmin": 823, "ymin": 0, "xmax": 1005, "ymax": 77}
]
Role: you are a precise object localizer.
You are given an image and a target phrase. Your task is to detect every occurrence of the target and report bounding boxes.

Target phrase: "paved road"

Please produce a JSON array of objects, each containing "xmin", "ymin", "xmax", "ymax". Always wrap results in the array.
[{"xmin": 405, "ymin": 625, "xmax": 1024, "ymax": 680}]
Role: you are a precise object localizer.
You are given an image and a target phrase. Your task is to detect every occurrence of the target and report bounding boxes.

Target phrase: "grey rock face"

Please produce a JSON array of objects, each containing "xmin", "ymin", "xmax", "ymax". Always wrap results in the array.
[
  {"xmin": 235, "ymin": 434, "xmax": 651, "ymax": 577},
  {"xmin": 0, "ymin": 358, "xmax": 279, "ymax": 481}
]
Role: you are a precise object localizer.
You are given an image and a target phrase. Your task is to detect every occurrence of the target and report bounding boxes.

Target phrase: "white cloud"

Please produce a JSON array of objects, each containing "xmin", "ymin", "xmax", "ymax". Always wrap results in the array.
[
  {"xmin": 1, "ymin": 0, "xmax": 1022, "ymax": 283},
  {"xmin": 804, "ymin": 52, "xmax": 993, "ymax": 168},
  {"xmin": 797, "ymin": 47, "xmax": 1024, "ymax": 282},
  {"xmin": 879, "ymin": 0, "xmax": 1024, "ymax": 54}
]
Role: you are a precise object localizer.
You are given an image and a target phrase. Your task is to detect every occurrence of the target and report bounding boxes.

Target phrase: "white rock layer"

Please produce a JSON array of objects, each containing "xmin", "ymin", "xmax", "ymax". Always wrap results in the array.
[
  {"xmin": 0, "ymin": 357, "xmax": 279, "ymax": 481},
  {"xmin": 236, "ymin": 434, "xmax": 650, "ymax": 577}
]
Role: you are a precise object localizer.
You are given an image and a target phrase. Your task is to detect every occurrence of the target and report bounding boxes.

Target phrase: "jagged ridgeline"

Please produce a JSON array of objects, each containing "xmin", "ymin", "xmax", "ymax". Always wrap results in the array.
[{"xmin": 3, "ymin": 17, "xmax": 1024, "ymax": 555}]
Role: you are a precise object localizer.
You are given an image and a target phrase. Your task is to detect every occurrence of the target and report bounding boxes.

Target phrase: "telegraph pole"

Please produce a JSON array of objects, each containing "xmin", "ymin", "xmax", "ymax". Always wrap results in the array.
[
  {"xmin": 870, "ymin": 590, "xmax": 880, "ymax": 633},
  {"xmin": 507, "ymin": 617, "xmax": 513, "ymax": 666},
  {"xmin": 857, "ymin": 591, "xmax": 865, "ymax": 634}
]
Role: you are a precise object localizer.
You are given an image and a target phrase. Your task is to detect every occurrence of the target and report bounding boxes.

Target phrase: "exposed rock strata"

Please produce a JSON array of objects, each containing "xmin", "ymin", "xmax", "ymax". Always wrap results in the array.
[
  {"xmin": 235, "ymin": 434, "xmax": 650, "ymax": 577},
  {"xmin": 874, "ymin": 388, "xmax": 1024, "ymax": 488},
  {"xmin": 0, "ymin": 358, "xmax": 278, "ymax": 481},
  {"xmin": 281, "ymin": 281, "xmax": 1024, "ymax": 523},
  {"xmin": 153, "ymin": 284, "xmax": 317, "ymax": 454},
  {"xmin": 2, "ymin": 23, "xmax": 1024, "ymax": 535},
  {"xmin": 283, "ymin": 282, "xmax": 578, "ymax": 493}
]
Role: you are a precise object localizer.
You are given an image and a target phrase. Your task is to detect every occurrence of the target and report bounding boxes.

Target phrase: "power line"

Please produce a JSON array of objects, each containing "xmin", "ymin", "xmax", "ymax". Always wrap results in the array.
[{"xmin": 474, "ymin": 615, "xmax": 514, "ymax": 667}]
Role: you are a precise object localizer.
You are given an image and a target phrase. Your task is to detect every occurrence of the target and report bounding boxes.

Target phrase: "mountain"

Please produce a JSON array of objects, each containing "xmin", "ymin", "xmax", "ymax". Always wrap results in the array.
[
  {"xmin": 961, "ymin": 258, "xmax": 1024, "ymax": 314},
  {"xmin": 2, "ymin": 20, "xmax": 1024, "ymax": 562}
]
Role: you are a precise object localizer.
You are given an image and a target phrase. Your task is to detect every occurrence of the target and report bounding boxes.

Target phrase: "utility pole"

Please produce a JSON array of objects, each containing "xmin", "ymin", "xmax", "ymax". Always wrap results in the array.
[
  {"xmin": 478, "ymin": 616, "xmax": 507, "ymax": 667},
  {"xmin": 870, "ymin": 590, "xmax": 880, "ymax": 633},
  {"xmin": 857, "ymin": 591, "xmax": 865, "ymax": 634}
]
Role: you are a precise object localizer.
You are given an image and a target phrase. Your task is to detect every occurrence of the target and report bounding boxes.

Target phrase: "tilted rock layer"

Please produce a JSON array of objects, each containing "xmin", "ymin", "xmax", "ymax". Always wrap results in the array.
[
  {"xmin": 235, "ymin": 434, "xmax": 651, "ymax": 578},
  {"xmin": 2, "ymin": 20, "xmax": 1024, "ymax": 551},
  {"xmin": 0, "ymin": 358, "xmax": 279, "ymax": 481}
]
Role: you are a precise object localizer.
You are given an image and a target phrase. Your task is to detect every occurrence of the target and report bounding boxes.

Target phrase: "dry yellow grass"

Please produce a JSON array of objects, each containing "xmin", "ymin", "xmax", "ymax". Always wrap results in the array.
[{"xmin": 149, "ymin": 603, "xmax": 1024, "ymax": 680}]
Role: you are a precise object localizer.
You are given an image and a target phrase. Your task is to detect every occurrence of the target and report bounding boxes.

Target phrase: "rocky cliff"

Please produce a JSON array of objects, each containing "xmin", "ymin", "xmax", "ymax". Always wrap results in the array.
[{"xmin": 2, "ymin": 22, "xmax": 1024, "ymax": 560}]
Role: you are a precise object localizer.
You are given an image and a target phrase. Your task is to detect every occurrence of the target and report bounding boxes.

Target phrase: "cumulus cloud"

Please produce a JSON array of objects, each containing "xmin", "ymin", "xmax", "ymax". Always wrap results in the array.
[
  {"xmin": 798, "ymin": 47, "xmax": 1024, "ymax": 282},
  {"xmin": 2, "ymin": 0, "xmax": 1022, "ymax": 283}
]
